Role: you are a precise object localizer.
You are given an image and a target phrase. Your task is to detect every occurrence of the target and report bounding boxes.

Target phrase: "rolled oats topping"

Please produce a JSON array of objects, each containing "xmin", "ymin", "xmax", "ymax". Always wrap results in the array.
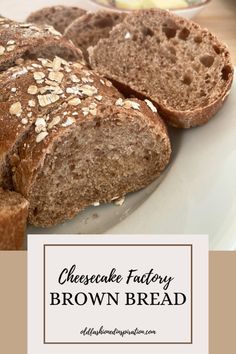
[
  {"xmin": 73, "ymin": 62, "xmax": 84, "ymax": 70},
  {"xmin": 48, "ymin": 71, "xmax": 64, "ymax": 84},
  {"xmin": 45, "ymin": 79, "xmax": 59, "ymax": 87},
  {"xmin": 28, "ymin": 100, "xmax": 36, "ymax": 107},
  {"xmin": 31, "ymin": 63, "xmax": 42, "ymax": 69},
  {"xmin": 68, "ymin": 98, "xmax": 81, "ymax": 106},
  {"xmin": 6, "ymin": 45, "xmax": 16, "ymax": 52},
  {"xmin": 36, "ymin": 131, "xmax": 48, "ymax": 143},
  {"xmin": 145, "ymin": 99, "xmax": 157, "ymax": 113},
  {"xmin": 105, "ymin": 80, "xmax": 113, "ymax": 87},
  {"xmin": 19, "ymin": 23, "xmax": 30, "ymax": 28},
  {"xmin": 124, "ymin": 100, "xmax": 140, "ymax": 110},
  {"xmin": 82, "ymin": 77, "xmax": 94, "ymax": 84},
  {"xmin": 35, "ymin": 117, "xmax": 47, "ymax": 133},
  {"xmin": 46, "ymin": 26, "xmax": 62, "ymax": 37},
  {"xmin": 79, "ymin": 85, "xmax": 98, "ymax": 97},
  {"xmin": 52, "ymin": 57, "xmax": 62, "ymax": 71},
  {"xmin": 82, "ymin": 107, "xmax": 90, "ymax": 117},
  {"xmin": 82, "ymin": 103, "xmax": 98, "ymax": 117},
  {"xmin": 7, "ymin": 40, "xmax": 16, "ymax": 45},
  {"xmin": 0, "ymin": 46, "xmax": 5, "ymax": 55},
  {"xmin": 66, "ymin": 87, "xmax": 80, "ymax": 95},
  {"xmin": 95, "ymin": 95, "xmax": 103, "ymax": 102},
  {"xmin": 12, "ymin": 67, "xmax": 28, "ymax": 79},
  {"xmin": 27, "ymin": 85, "xmax": 38, "ymax": 95},
  {"xmin": 21, "ymin": 118, "xmax": 28, "ymax": 125},
  {"xmin": 70, "ymin": 74, "xmax": 80, "ymax": 83},
  {"xmin": 38, "ymin": 58, "xmax": 53, "ymax": 68},
  {"xmin": 37, "ymin": 94, "xmax": 60, "ymax": 107},
  {"xmin": 33, "ymin": 72, "xmax": 46, "ymax": 81},
  {"xmin": 115, "ymin": 98, "xmax": 124, "ymax": 107},
  {"xmin": 9, "ymin": 102, "xmax": 22, "ymax": 116},
  {"xmin": 48, "ymin": 116, "xmax": 61, "ymax": 130},
  {"xmin": 39, "ymin": 86, "xmax": 63, "ymax": 95}
]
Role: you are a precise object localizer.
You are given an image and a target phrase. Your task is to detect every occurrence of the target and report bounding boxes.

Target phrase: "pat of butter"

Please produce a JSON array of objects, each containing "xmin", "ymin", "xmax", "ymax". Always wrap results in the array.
[
  {"xmin": 150, "ymin": 0, "xmax": 188, "ymax": 9},
  {"xmin": 96, "ymin": 0, "xmax": 189, "ymax": 10}
]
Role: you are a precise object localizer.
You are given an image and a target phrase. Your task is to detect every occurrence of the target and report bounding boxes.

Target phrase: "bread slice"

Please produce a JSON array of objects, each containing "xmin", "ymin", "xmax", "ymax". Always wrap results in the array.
[
  {"xmin": 0, "ymin": 188, "xmax": 29, "ymax": 250},
  {"xmin": 65, "ymin": 11, "xmax": 126, "ymax": 61},
  {"xmin": 89, "ymin": 9, "xmax": 234, "ymax": 128},
  {"xmin": 12, "ymin": 96, "xmax": 171, "ymax": 228},
  {"xmin": 26, "ymin": 6, "xmax": 87, "ymax": 34},
  {"xmin": 0, "ymin": 18, "xmax": 83, "ymax": 72},
  {"xmin": 0, "ymin": 57, "xmax": 120, "ymax": 189}
]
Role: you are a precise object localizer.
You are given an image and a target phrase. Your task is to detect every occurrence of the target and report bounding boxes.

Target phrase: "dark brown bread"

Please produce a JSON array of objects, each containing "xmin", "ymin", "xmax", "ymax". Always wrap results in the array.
[
  {"xmin": 0, "ymin": 57, "xmax": 120, "ymax": 189},
  {"xmin": 0, "ymin": 18, "xmax": 83, "ymax": 72},
  {"xmin": 26, "ymin": 6, "xmax": 87, "ymax": 34},
  {"xmin": 65, "ymin": 11, "xmax": 126, "ymax": 61},
  {"xmin": 12, "ymin": 95, "xmax": 171, "ymax": 227},
  {"xmin": 89, "ymin": 8, "xmax": 234, "ymax": 128},
  {"xmin": 0, "ymin": 188, "xmax": 29, "ymax": 250}
]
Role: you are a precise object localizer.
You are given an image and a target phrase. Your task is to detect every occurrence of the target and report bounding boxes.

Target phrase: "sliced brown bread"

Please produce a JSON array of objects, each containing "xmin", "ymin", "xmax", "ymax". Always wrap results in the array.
[
  {"xmin": 12, "ymin": 96, "xmax": 171, "ymax": 228},
  {"xmin": 65, "ymin": 11, "xmax": 126, "ymax": 61},
  {"xmin": 0, "ymin": 188, "xmax": 29, "ymax": 250},
  {"xmin": 26, "ymin": 6, "xmax": 87, "ymax": 34},
  {"xmin": 89, "ymin": 8, "xmax": 234, "ymax": 128},
  {"xmin": 0, "ymin": 19, "xmax": 83, "ymax": 72},
  {"xmin": 0, "ymin": 57, "xmax": 120, "ymax": 189}
]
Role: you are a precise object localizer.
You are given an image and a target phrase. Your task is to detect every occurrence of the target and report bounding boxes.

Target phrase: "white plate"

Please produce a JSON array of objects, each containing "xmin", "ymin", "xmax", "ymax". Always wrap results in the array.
[{"xmin": 1, "ymin": 0, "xmax": 236, "ymax": 250}]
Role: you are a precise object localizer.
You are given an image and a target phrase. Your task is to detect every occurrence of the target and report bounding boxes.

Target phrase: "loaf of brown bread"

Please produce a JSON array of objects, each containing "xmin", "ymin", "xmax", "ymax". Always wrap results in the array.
[
  {"xmin": 26, "ymin": 6, "xmax": 87, "ymax": 34},
  {"xmin": 0, "ymin": 188, "xmax": 29, "ymax": 250},
  {"xmin": 0, "ymin": 17, "xmax": 83, "ymax": 71},
  {"xmin": 65, "ymin": 11, "xmax": 126, "ymax": 61},
  {"xmin": 12, "ymin": 94, "xmax": 171, "ymax": 227},
  {"xmin": 89, "ymin": 8, "xmax": 234, "ymax": 128},
  {"xmin": 0, "ymin": 57, "xmax": 120, "ymax": 190}
]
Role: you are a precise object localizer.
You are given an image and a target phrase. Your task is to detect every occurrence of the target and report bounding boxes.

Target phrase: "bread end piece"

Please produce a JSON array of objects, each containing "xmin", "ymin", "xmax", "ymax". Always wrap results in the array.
[{"xmin": 0, "ymin": 188, "xmax": 29, "ymax": 250}]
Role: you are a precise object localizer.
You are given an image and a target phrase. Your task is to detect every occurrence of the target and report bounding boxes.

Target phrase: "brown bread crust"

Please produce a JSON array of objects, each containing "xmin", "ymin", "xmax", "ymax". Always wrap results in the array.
[
  {"xmin": 0, "ymin": 58, "xmax": 120, "ymax": 189},
  {"xmin": 0, "ymin": 188, "xmax": 29, "ymax": 250},
  {"xmin": 0, "ymin": 18, "xmax": 83, "ymax": 71},
  {"xmin": 26, "ymin": 6, "xmax": 87, "ymax": 34},
  {"xmin": 89, "ymin": 8, "xmax": 234, "ymax": 128}
]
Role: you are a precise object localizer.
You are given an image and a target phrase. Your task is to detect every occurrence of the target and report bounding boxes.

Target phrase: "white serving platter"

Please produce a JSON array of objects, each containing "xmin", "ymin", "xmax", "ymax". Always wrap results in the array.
[{"xmin": 1, "ymin": 0, "xmax": 235, "ymax": 250}]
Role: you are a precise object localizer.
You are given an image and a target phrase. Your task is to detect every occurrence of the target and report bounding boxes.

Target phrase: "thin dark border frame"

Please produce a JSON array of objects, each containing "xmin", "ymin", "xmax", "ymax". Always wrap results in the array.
[{"xmin": 43, "ymin": 244, "xmax": 193, "ymax": 345}]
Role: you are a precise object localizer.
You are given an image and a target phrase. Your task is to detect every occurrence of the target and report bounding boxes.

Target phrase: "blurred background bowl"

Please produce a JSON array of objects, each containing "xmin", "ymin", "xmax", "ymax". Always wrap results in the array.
[{"xmin": 89, "ymin": 0, "xmax": 212, "ymax": 19}]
